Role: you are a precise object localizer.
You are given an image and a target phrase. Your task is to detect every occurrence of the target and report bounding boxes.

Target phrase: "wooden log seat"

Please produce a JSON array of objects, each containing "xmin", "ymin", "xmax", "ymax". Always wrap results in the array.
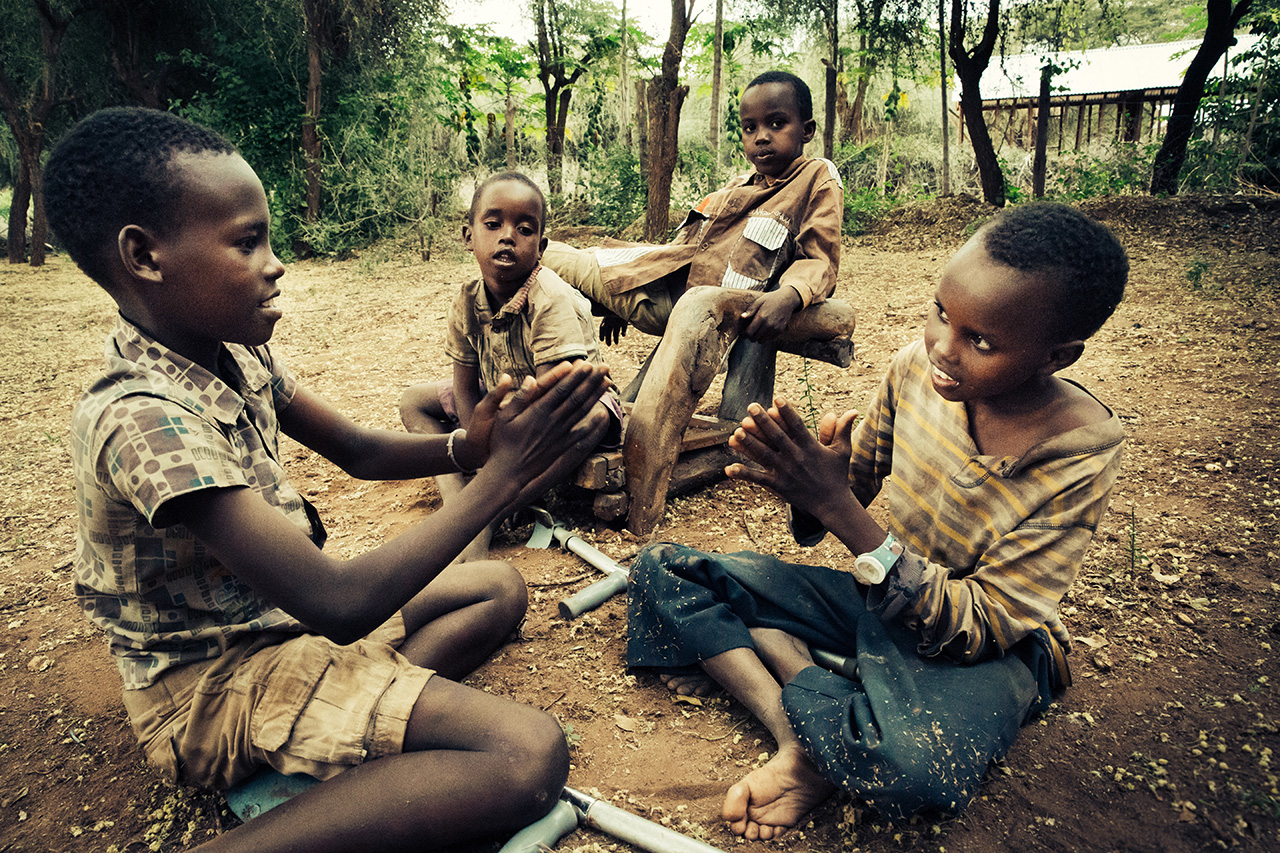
[{"xmin": 571, "ymin": 288, "xmax": 856, "ymax": 531}]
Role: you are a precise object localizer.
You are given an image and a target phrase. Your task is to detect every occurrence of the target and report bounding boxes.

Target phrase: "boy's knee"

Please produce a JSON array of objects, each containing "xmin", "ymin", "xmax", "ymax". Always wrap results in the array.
[
  {"xmin": 478, "ymin": 560, "xmax": 529, "ymax": 621},
  {"xmin": 398, "ymin": 383, "xmax": 434, "ymax": 429},
  {"xmin": 501, "ymin": 709, "xmax": 571, "ymax": 821}
]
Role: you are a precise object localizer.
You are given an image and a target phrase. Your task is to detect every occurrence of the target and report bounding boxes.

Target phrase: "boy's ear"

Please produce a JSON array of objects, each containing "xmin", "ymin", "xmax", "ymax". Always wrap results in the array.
[
  {"xmin": 118, "ymin": 225, "xmax": 164, "ymax": 284},
  {"xmin": 1043, "ymin": 340, "xmax": 1085, "ymax": 374},
  {"xmin": 802, "ymin": 118, "xmax": 817, "ymax": 143},
  {"xmin": 538, "ymin": 234, "xmax": 548, "ymax": 258},
  {"xmin": 461, "ymin": 223, "xmax": 474, "ymax": 252}
]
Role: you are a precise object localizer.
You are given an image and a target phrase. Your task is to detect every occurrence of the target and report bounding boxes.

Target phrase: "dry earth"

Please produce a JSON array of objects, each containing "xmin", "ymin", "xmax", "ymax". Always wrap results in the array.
[{"xmin": 0, "ymin": 195, "xmax": 1278, "ymax": 853}]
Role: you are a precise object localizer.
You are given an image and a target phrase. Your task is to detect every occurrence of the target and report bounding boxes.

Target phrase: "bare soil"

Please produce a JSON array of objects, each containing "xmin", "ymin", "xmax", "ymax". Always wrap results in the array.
[{"xmin": 1, "ymin": 195, "xmax": 1278, "ymax": 853}]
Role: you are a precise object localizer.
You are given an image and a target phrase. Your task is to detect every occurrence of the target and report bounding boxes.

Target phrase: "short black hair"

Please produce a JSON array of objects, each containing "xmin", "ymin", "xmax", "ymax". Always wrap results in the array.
[
  {"xmin": 981, "ymin": 202, "xmax": 1128, "ymax": 342},
  {"xmin": 468, "ymin": 171, "xmax": 548, "ymax": 234},
  {"xmin": 43, "ymin": 107, "xmax": 236, "ymax": 287},
  {"xmin": 745, "ymin": 70, "xmax": 814, "ymax": 123}
]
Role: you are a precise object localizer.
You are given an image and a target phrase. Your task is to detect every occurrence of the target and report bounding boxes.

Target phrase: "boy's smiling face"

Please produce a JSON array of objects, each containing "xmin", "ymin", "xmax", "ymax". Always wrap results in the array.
[
  {"xmin": 464, "ymin": 179, "xmax": 547, "ymax": 300},
  {"xmin": 924, "ymin": 234, "xmax": 1066, "ymax": 407},
  {"xmin": 137, "ymin": 152, "xmax": 285, "ymax": 367},
  {"xmin": 739, "ymin": 81, "xmax": 816, "ymax": 178}
]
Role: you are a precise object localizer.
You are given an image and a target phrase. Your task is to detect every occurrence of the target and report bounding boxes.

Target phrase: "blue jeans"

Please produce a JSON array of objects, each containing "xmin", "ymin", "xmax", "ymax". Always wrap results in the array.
[{"xmin": 626, "ymin": 543, "xmax": 1057, "ymax": 818}]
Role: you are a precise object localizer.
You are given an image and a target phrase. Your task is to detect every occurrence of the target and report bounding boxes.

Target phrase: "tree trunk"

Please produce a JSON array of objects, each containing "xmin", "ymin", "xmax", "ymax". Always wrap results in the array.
[
  {"xmin": 1150, "ymin": 0, "xmax": 1252, "ymax": 196},
  {"xmin": 951, "ymin": 0, "xmax": 1005, "ymax": 207},
  {"xmin": 301, "ymin": 0, "xmax": 325, "ymax": 257},
  {"xmin": 620, "ymin": 0, "xmax": 630, "ymax": 146},
  {"xmin": 0, "ymin": 0, "xmax": 75, "ymax": 266},
  {"xmin": 1032, "ymin": 63, "xmax": 1053, "ymax": 198},
  {"xmin": 505, "ymin": 84, "xmax": 518, "ymax": 170},
  {"xmin": 822, "ymin": 1, "xmax": 838, "ymax": 159},
  {"xmin": 823, "ymin": 60, "xmax": 837, "ymax": 158},
  {"xmin": 545, "ymin": 85, "xmax": 572, "ymax": 195},
  {"xmin": 635, "ymin": 78, "xmax": 649, "ymax": 170},
  {"xmin": 7, "ymin": 158, "xmax": 31, "ymax": 265},
  {"xmin": 850, "ymin": 72, "xmax": 870, "ymax": 143},
  {"xmin": 710, "ymin": 0, "xmax": 723, "ymax": 156},
  {"xmin": 643, "ymin": 0, "xmax": 690, "ymax": 241},
  {"xmin": 938, "ymin": 0, "xmax": 950, "ymax": 195}
]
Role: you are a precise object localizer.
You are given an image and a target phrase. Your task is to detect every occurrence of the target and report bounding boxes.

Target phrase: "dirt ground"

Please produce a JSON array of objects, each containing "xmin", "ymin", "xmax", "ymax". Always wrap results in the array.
[{"xmin": 1, "ymin": 194, "xmax": 1278, "ymax": 853}]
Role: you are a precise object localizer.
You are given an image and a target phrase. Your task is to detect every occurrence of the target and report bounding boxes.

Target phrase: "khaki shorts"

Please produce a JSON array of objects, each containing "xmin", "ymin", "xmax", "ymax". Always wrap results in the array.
[
  {"xmin": 542, "ymin": 241, "xmax": 676, "ymax": 337},
  {"xmin": 122, "ymin": 615, "xmax": 433, "ymax": 790}
]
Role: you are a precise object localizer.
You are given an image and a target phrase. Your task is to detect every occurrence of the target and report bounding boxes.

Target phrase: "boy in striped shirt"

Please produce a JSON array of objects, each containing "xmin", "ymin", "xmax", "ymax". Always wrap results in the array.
[{"xmin": 626, "ymin": 202, "xmax": 1128, "ymax": 838}]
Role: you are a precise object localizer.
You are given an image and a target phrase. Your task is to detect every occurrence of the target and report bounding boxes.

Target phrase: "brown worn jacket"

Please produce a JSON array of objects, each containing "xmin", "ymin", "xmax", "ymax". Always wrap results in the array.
[{"xmin": 593, "ymin": 156, "xmax": 843, "ymax": 307}]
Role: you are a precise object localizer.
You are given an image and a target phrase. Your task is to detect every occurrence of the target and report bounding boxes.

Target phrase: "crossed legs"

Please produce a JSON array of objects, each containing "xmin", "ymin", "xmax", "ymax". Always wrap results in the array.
[{"xmin": 193, "ymin": 560, "xmax": 569, "ymax": 852}]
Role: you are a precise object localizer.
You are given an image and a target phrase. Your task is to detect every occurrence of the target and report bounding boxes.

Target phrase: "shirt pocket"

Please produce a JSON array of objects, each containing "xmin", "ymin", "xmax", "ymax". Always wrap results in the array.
[{"xmin": 725, "ymin": 214, "xmax": 791, "ymax": 289}]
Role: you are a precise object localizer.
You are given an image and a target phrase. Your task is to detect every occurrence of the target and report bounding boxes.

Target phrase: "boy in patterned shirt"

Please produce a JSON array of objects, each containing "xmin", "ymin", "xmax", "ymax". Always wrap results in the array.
[
  {"xmin": 626, "ymin": 203, "xmax": 1129, "ymax": 838},
  {"xmin": 46, "ymin": 107, "xmax": 610, "ymax": 852}
]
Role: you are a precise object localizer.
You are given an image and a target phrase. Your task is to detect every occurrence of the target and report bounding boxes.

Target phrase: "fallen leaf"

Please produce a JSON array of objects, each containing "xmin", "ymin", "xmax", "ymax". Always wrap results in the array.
[
  {"xmin": 1076, "ymin": 636, "xmax": 1108, "ymax": 650},
  {"xmin": 614, "ymin": 713, "xmax": 636, "ymax": 732},
  {"xmin": 672, "ymin": 695, "xmax": 703, "ymax": 707}
]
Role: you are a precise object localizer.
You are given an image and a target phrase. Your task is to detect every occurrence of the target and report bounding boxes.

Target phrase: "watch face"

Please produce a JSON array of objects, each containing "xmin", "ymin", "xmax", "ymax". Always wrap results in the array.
[{"xmin": 853, "ymin": 555, "xmax": 887, "ymax": 585}]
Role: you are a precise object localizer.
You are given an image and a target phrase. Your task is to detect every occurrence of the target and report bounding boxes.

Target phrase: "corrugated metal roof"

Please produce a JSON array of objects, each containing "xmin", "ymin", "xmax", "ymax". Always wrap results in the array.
[{"xmin": 974, "ymin": 34, "xmax": 1262, "ymax": 100}]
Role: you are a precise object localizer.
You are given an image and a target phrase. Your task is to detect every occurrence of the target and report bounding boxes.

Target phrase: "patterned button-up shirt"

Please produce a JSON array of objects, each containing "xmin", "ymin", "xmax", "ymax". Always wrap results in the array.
[{"xmin": 72, "ymin": 317, "xmax": 311, "ymax": 689}]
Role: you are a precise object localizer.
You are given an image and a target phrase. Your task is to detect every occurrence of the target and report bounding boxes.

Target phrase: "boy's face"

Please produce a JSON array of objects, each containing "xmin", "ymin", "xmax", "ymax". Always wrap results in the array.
[
  {"xmin": 145, "ymin": 152, "xmax": 284, "ymax": 358},
  {"xmin": 924, "ymin": 235, "xmax": 1063, "ymax": 406},
  {"xmin": 739, "ymin": 82, "xmax": 816, "ymax": 178},
  {"xmin": 463, "ymin": 180, "xmax": 547, "ymax": 297}
]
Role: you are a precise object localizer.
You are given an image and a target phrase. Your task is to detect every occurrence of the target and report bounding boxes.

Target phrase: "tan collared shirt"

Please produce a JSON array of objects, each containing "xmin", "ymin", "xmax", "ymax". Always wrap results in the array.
[
  {"xmin": 445, "ymin": 265, "xmax": 609, "ymax": 391},
  {"xmin": 593, "ymin": 156, "xmax": 843, "ymax": 307}
]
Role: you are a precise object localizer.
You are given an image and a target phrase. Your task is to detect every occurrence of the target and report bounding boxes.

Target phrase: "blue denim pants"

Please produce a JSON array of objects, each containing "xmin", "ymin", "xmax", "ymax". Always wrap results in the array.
[{"xmin": 626, "ymin": 543, "xmax": 1059, "ymax": 818}]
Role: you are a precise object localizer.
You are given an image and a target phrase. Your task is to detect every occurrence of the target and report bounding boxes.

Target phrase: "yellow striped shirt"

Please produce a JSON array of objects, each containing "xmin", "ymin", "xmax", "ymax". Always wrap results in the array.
[{"xmin": 850, "ymin": 340, "xmax": 1123, "ymax": 671}]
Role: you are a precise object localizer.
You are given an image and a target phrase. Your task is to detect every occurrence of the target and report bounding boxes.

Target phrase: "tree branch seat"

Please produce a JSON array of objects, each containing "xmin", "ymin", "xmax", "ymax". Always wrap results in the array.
[{"xmin": 571, "ymin": 291, "xmax": 857, "ymax": 531}]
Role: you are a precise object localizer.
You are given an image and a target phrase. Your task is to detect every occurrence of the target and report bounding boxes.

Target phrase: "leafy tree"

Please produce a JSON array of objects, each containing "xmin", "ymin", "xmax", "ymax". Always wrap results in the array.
[
  {"xmin": 840, "ymin": 0, "xmax": 930, "ymax": 145},
  {"xmin": 1150, "ymin": 0, "xmax": 1254, "ymax": 194},
  {"xmin": 1008, "ymin": 0, "xmax": 1121, "ymax": 197},
  {"xmin": 0, "ymin": 0, "xmax": 90, "ymax": 266},
  {"xmin": 95, "ymin": 0, "xmax": 218, "ymax": 109},
  {"xmin": 532, "ymin": 0, "xmax": 618, "ymax": 194},
  {"xmin": 752, "ymin": 0, "xmax": 841, "ymax": 156},
  {"xmin": 950, "ymin": 0, "xmax": 1005, "ymax": 206},
  {"xmin": 296, "ymin": 0, "xmax": 439, "ymax": 254},
  {"xmin": 643, "ymin": 0, "xmax": 693, "ymax": 240}
]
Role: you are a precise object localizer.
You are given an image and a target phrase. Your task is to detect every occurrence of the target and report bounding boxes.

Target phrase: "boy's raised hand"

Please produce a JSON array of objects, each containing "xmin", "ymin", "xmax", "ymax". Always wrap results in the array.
[
  {"xmin": 726, "ymin": 398, "xmax": 854, "ymax": 517},
  {"xmin": 740, "ymin": 287, "xmax": 802, "ymax": 341},
  {"xmin": 475, "ymin": 361, "xmax": 610, "ymax": 496}
]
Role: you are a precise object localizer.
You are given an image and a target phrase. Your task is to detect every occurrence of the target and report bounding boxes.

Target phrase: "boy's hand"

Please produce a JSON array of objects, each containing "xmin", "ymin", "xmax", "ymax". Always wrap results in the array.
[
  {"xmin": 456, "ymin": 374, "xmax": 518, "ymax": 471},
  {"xmin": 599, "ymin": 313, "xmax": 628, "ymax": 346},
  {"xmin": 740, "ymin": 287, "xmax": 802, "ymax": 341},
  {"xmin": 481, "ymin": 361, "xmax": 610, "ymax": 495},
  {"xmin": 726, "ymin": 398, "xmax": 852, "ymax": 516}
]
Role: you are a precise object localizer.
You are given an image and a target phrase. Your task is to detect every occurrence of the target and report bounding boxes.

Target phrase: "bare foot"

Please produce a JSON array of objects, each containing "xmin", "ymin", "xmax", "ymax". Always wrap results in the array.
[
  {"xmin": 722, "ymin": 744, "xmax": 836, "ymax": 841},
  {"xmin": 749, "ymin": 627, "xmax": 814, "ymax": 685},
  {"xmin": 659, "ymin": 671, "xmax": 722, "ymax": 698}
]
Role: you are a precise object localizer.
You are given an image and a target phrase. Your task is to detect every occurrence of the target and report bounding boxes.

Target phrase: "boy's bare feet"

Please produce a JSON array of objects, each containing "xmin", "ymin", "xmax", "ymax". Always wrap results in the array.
[
  {"xmin": 722, "ymin": 743, "xmax": 836, "ymax": 840},
  {"xmin": 659, "ymin": 670, "xmax": 722, "ymax": 697},
  {"xmin": 748, "ymin": 626, "xmax": 814, "ymax": 684}
]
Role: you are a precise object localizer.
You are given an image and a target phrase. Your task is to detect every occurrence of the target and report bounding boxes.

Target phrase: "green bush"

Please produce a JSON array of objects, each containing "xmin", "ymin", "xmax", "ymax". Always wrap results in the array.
[
  {"xmin": 580, "ymin": 143, "xmax": 646, "ymax": 235},
  {"xmin": 843, "ymin": 186, "xmax": 894, "ymax": 235},
  {"xmin": 1055, "ymin": 143, "xmax": 1158, "ymax": 198}
]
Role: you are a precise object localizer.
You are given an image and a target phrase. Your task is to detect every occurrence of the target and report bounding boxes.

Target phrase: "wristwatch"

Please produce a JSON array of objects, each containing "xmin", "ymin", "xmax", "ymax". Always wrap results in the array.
[{"xmin": 852, "ymin": 533, "xmax": 903, "ymax": 585}]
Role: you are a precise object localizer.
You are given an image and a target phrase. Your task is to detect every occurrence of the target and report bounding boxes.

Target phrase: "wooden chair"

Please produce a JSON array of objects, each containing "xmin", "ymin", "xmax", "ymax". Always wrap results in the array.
[{"xmin": 573, "ymin": 288, "xmax": 857, "ymax": 533}]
